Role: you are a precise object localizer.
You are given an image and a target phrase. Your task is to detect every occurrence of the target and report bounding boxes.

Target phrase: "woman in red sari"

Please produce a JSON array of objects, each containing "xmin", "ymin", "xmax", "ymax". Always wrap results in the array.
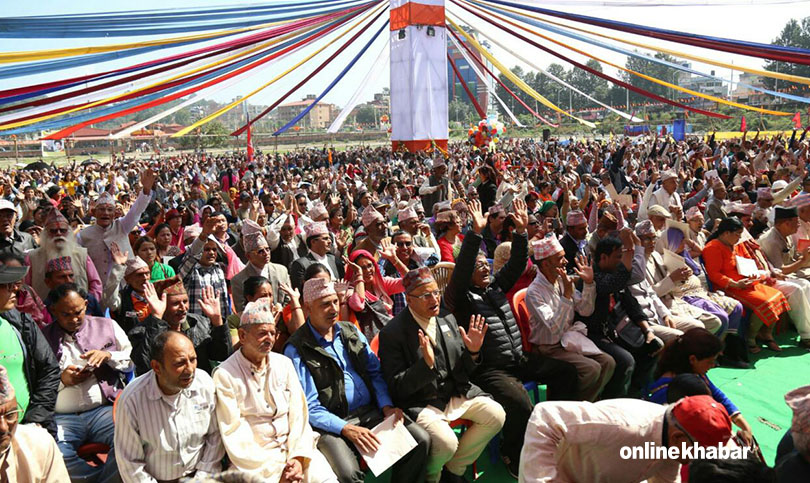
[{"xmin": 702, "ymin": 217, "xmax": 789, "ymax": 353}]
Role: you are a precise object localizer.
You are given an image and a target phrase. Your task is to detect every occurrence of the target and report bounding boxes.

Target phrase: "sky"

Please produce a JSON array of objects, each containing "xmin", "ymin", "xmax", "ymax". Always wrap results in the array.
[{"xmin": 1, "ymin": 0, "xmax": 809, "ymax": 116}]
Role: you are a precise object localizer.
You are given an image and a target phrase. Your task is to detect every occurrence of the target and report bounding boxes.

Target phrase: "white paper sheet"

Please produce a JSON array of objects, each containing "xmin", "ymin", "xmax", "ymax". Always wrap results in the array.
[
  {"xmin": 735, "ymin": 256, "xmax": 760, "ymax": 277},
  {"xmin": 705, "ymin": 169, "xmax": 719, "ymax": 181},
  {"xmin": 663, "ymin": 249, "xmax": 689, "ymax": 273},
  {"xmin": 614, "ymin": 194, "xmax": 634, "ymax": 207},
  {"xmin": 359, "ymin": 414, "xmax": 418, "ymax": 477}
]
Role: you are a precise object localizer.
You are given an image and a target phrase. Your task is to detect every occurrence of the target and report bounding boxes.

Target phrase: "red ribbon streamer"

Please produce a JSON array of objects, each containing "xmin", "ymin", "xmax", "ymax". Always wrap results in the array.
[{"xmin": 447, "ymin": 53, "xmax": 486, "ymax": 119}]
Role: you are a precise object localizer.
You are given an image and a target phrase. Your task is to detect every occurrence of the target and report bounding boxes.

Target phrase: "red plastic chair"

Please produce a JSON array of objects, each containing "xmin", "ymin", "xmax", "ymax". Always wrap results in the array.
[
  {"xmin": 449, "ymin": 419, "xmax": 479, "ymax": 480},
  {"xmin": 77, "ymin": 443, "xmax": 109, "ymax": 467},
  {"xmin": 512, "ymin": 288, "xmax": 532, "ymax": 353}
]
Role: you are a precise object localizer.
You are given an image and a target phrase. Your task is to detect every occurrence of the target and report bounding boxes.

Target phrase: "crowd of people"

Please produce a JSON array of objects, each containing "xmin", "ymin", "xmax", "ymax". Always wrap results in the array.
[{"xmin": 0, "ymin": 129, "xmax": 809, "ymax": 482}]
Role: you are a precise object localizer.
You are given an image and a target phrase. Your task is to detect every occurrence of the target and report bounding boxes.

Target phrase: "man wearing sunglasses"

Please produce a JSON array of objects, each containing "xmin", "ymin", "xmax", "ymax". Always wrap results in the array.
[
  {"xmin": 231, "ymin": 221, "xmax": 291, "ymax": 313},
  {"xmin": 378, "ymin": 267, "xmax": 506, "ymax": 483},
  {"xmin": 0, "ymin": 200, "xmax": 36, "ymax": 260},
  {"xmin": 0, "ymin": 264, "xmax": 61, "ymax": 438},
  {"xmin": 0, "ymin": 365, "xmax": 69, "ymax": 482},
  {"xmin": 25, "ymin": 209, "xmax": 103, "ymax": 304}
]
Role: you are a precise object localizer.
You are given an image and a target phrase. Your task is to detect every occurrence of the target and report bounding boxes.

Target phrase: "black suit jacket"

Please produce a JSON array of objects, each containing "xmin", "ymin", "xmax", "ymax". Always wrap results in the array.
[
  {"xmin": 289, "ymin": 251, "xmax": 345, "ymax": 291},
  {"xmin": 378, "ymin": 305, "xmax": 484, "ymax": 418}
]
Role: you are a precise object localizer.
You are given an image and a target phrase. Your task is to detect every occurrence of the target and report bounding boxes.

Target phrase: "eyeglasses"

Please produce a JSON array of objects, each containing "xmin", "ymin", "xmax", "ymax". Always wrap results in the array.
[
  {"xmin": 410, "ymin": 290, "xmax": 442, "ymax": 301},
  {"xmin": 395, "ymin": 241, "xmax": 412, "ymax": 247},
  {"xmin": 254, "ymin": 248, "xmax": 270, "ymax": 254},
  {"xmin": 0, "ymin": 281, "xmax": 21, "ymax": 291},
  {"xmin": 48, "ymin": 228, "xmax": 68, "ymax": 235},
  {"xmin": 0, "ymin": 408, "xmax": 20, "ymax": 425}
]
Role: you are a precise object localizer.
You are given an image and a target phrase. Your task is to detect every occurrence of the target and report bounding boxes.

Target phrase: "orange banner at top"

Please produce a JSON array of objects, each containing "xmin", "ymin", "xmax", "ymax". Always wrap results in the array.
[{"xmin": 390, "ymin": 2, "xmax": 445, "ymax": 30}]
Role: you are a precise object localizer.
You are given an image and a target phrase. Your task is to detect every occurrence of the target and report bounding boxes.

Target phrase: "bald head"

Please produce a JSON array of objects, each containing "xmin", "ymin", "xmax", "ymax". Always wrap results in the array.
[{"xmin": 150, "ymin": 331, "xmax": 197, "ymax": 395}]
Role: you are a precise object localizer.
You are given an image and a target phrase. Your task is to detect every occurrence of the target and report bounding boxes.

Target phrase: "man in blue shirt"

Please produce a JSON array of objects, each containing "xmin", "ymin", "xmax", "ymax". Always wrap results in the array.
[{"xmin": 285, "ymin": 278, "xmax": 430, "ymax": 483}]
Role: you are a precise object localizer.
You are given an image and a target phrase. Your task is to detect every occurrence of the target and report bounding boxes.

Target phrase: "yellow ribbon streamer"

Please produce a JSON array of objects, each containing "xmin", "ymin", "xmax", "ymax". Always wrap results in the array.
[
  {"xmin": 173, "ymin": 2, "xmax": 389, "ymax": 137},
  {"xmin": 473, "ymin": 0, "xmax": 810, "ymax": 87},
  {"xmin": 0, "ymin": 16, "xmax": 310, "ymax": 64},
  {"xmin": 447, "ymin": 16, "xmax": 596, "ymax": 128},
  {"xmin": 462, "ymin": 0, "xmax": 790, "ymax": 116}
]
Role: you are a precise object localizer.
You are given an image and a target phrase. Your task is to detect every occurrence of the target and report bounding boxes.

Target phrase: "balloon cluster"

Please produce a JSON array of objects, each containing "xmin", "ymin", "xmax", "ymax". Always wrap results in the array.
[{"xmin": 468, "ymin": 119, "xmax": 506, "ymax": 148}]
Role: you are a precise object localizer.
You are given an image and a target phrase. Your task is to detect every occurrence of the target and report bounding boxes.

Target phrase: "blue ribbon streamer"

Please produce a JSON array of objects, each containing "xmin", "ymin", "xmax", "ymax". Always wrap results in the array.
[{"xmin": 0, "ymin": 0, "xmax": 366, "ymax": 38}]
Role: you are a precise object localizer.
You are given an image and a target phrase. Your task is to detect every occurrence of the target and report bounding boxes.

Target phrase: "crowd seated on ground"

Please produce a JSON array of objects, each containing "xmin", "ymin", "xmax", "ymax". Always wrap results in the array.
[{"xmin": 1, "ymin": 132, "xmax": 809, "ymax": 482}]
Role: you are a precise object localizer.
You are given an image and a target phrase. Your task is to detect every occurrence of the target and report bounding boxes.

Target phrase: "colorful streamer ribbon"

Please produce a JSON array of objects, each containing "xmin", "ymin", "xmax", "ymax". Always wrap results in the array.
[
  {"xmin": 491, "ymin": 1, "xmax": 810, "ymax": 87},
  {"xmin": 460, "ymin": 0, "xmax": 788, "ymax": 116},
  {"xmin": 231, "ymin": 5, "xmax": 389, "ymax": 137},
  {"xmin": 328, "ymin": 43, "xmax": 389, "ymax": 133},
  {"xmin": 470, "ymin": 0, "xmax": 808, "ymax": 106},
  {"xmin": 447, "ymin": 33, "xmax": 524, "ymax": 127},
  {"xmin": 174, "ymin": 2, "xmax": 388, "ymax": 137},
  {"xmin": 447, "ymin": 27, "xmax": 556, "ymax": 126},
  {"xmin": 447, "ymin": 17, "xmax": 595, "ymax": 128},
  {"xmin": 480, "ymin": 0, "xmax": 810, "ymax": 65},
  {"xmin": 449, "ymin": 1, "xmax": 729, "ymax": 119}
]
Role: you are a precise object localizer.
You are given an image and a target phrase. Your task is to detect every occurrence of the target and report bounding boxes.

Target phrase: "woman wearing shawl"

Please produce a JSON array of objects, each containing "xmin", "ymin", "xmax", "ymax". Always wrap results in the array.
[
  {"xmin": 343, "ymin": 242, "xmax": 408, "ymax": 341},
  {"xmin": 702, "ymin": 217, "xmax": 789, "ymax": 353}
]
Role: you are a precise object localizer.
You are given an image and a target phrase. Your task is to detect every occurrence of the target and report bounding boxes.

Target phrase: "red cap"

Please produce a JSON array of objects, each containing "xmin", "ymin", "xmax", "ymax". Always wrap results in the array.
[
  {"xmin": 672, "ymin": 395, "xmax": 732, "ymax": 447},
  {"xmin": 166, "ymin": 209, "xmax": 181, "ymax": 220}
]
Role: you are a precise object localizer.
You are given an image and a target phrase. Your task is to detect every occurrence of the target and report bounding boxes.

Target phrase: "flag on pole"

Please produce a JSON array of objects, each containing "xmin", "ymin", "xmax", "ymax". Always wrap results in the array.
[
  {"xmin": 740, "ymin": 116, "xmax": 747, "ymax": 132},
  {"xmin": 246, "ymin": 114, "xmax": 254, "ymax": 163},
  {"xmin": 793, "ymin": 112, "xmax": 802, "ymax": 130}
]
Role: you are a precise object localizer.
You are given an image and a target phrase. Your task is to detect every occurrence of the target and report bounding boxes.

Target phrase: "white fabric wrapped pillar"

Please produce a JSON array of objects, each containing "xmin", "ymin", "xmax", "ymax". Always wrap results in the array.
[{"xmin": 390, "ymin": 0, "xmax": 448, "ymax": 152}]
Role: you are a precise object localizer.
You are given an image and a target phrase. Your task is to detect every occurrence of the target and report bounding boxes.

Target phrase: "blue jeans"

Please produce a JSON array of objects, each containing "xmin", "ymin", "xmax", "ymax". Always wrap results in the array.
[{"xmin": 55, "ymin": 405, "xmax": 120, "ymax": 483}]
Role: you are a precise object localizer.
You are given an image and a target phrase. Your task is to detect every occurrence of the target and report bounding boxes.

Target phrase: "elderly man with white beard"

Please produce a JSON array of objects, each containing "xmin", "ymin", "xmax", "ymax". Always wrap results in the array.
[
  {"xmin": 25, "ymin": 209, "xmax": 103, "ymax": 303},
  {"xmin": 77, "ymin": 168, "xmax": 156, "ymax": 287}
]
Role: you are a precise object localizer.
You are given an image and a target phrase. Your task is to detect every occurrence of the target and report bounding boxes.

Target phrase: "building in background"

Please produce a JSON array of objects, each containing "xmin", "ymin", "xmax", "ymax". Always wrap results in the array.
[
  {"xmin": 275, "ymin": 94, "xmax": 337, "ymax": 129},
  {"xmin": 447, "ymin": 28, "xmax": 490, "ymax": 112}
]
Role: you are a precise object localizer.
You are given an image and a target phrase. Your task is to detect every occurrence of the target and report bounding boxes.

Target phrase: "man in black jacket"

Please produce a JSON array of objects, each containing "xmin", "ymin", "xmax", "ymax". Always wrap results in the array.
[
  {"xmin": 289, "ymin": 221, "xmax": 344, "ymax": 292},
  {"xmin": 128, "ymin": 280, "xmax": 232, "ymax": 375},
  {"xmin": 584, "ymin": 234, "xmax": 662, "ymax": 398},
  {"xmin": 0, "ymin": 264, "xmax": 60, "ymax": 437},
  {"xmin": 444, "ymin": 199, "xmax": 577, "ymax": 477},
  {"xmin": 379, "ymin": 267, "xmax": 505, "ymax": 483}
]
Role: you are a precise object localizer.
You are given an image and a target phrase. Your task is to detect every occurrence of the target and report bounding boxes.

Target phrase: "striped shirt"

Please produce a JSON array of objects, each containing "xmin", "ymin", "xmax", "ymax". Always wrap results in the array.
[
  {"xmin": 526, "ymin": 271, "xmax": 596, "ymax": 346},
  {"xmin": 114, "ymin": 369, "xmax": 224, "ymax": 482}
]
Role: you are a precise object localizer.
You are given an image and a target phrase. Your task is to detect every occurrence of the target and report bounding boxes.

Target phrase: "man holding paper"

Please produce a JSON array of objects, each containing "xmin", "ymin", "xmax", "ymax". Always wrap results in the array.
[{"xmin": 285, "ymin": 278, "xmax": 430, "ymax": 483}]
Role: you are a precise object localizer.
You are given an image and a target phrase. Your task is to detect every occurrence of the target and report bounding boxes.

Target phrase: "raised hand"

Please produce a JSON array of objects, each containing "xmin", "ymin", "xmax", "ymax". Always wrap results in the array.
[
  {"xmin": 278, "ymin": 282, "xmax": 300, "ymax": 304},
  {"xmin": 110, "ymin": 242, "xmax": 129, "ymax": 266},
  {"xmin": 379, "ymin": 238, "xmax": 397, "ymax": 261},
  {"xmin": 418, "ymin": 329, "xmax": 435, "ymax": 368},
  {"xmin": 573, "ymin": 255, "xmax": 593, "ymax": 284},
  {"xmin": 143, "ymin": 281, "xmax": 167, "ymax": 319},
  {"xmin": 459, "ymin": 314, "xmax": 488, "ymax": 354},
  {"xmin": 512, "ymin": 199, "xmax": 529, "ymax": 233},
  {"xmin": 140, "ymin": 168, "xmax": 157, "ymax": 194},
  {"xmin": 467, "ymin": 199, "xmax": 487, "ymax": 234},
  {"xmin": 199, "ymin": 285, "xmax": 222, "ymax": 323}
]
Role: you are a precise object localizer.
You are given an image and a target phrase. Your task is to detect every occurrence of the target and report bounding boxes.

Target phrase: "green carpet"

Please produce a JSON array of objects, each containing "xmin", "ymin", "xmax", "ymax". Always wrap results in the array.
[
  {"xmin": 367, "ymin": 331, "xmax": 809, "ymax": 481},
  {"xmin": 708, "ymin": 330, "xmax": 810, "ymax": 466}
]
